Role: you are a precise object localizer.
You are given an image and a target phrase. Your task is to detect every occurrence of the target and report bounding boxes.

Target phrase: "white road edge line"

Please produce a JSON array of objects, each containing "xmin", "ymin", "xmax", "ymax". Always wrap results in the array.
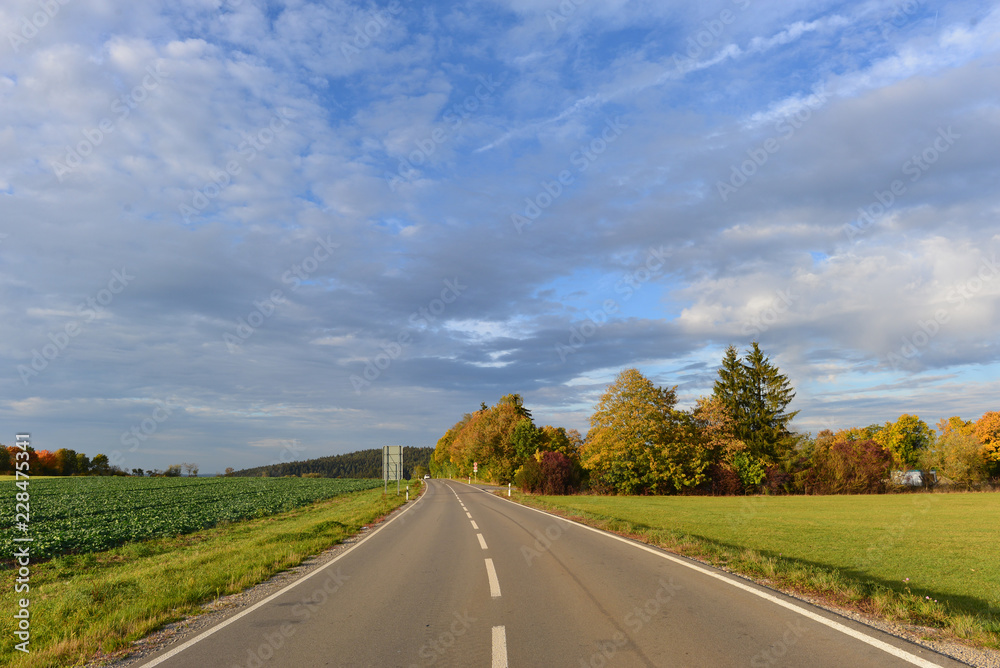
[
  {"xmin": 477, "ymin": 533, "xmax": 488, "ymax": 550},
  {"xmin": 487, "ymin": 485, "xmax": 946, "ymax": 668},
  {"xmin": 485, "ymin": 558, "xmax": 502, "ymax": 597},
  {"xmin": 139, "ymin": 487, "xmax": 427, "ymax": 667},
  {"xmin": 492, "ymin": 625, "xmax": 508, "ymax": 668}
]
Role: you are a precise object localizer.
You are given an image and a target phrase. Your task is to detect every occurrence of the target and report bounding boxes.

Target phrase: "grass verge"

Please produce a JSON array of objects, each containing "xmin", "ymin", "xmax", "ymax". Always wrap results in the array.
[
  {"xmin": 1, "ymin": 482, "xmax": 421, "ymax": 668},
  {"xmin": 505, "ymin": 490, "xmax": 1000, "ymax": 650}
]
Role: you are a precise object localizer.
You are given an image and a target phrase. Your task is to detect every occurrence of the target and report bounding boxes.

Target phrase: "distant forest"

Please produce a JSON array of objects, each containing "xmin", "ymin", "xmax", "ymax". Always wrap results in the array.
[{"xmin": 230, "ymin": 446, "xmax": 434, "ymax": 479}]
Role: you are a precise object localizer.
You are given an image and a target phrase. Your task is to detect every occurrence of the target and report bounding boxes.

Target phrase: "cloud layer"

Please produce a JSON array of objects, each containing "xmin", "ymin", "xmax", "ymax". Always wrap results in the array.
[{"xmin": 2, "ymin": 0, "xmax": 998, "ymax": 472}]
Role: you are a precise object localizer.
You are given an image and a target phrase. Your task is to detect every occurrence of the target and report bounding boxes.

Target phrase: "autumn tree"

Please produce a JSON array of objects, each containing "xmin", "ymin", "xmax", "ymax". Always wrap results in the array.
[
  {"xmin": 937, "ymin": 416, "xmax": 976, "ymax": 437},
  {"xmin": 807, "ymin": 439, "xmax": 892, "ymax": 494},
  {"xmin": 921, "ymin": 431, "xmax": 987, "ymax": 489},
  {"xmin": 974, "ymin": 411, "xmax": 1000, "ymax": 476},
  {"xmin": 35, "ymin": 450, "xmax": 60, "ymax": 475},
  {"xmin": 537, "ymin": 425, "xmax": 582, "ymax": 461},
  {"xmin": 834, "ymin": 424, "xmax": 883, "ymax": 442},
  {"xmin": 90, "ymin": 454, "xmax": 110, "ymax": 475},
  {"xmin": 54, "ymin": 448, "xmax": 78, "ymax": 475},
  {"xmin": 872, "ymin": 414, "xmax": 933, "ymax": 468},
  {"xmin": 582, "ymin": 368, "xmax": 707, "ymax": 494},
  {"xmin": 447, "ymin": 394, "xmax": 536, "ymax": 482},
  {"xmin": 431, "ymin": 412, "xmax": 474, "ymax": 478}
]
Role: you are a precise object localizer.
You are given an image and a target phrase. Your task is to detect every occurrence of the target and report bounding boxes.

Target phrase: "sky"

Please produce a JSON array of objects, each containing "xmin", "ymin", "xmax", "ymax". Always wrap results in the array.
[{"xmin": 1, "ymin": 0, "xmax": 998, "ymax": 474}]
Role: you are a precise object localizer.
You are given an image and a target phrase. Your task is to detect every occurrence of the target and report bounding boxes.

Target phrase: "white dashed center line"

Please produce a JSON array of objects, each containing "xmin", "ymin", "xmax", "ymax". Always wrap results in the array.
[
  {"xmin": 492, "ymin": 626, "xmax": 508, "ymax": 668},
  {"xmin": 477, "ymin": 533, "xmax": 488, "ymax": 550},
  {"xmin": 484, "ymin": 558, "xmax": 501, "ymax": 597}
]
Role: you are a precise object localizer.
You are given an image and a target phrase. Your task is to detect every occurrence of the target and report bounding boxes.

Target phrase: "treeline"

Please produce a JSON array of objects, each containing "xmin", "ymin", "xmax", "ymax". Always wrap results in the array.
[
  {"xmin": 230, "ymin": 446, "xmax": 434, "ymax": 479},
  {"xmin": 0, "ymin": 446, "xmax": 196, "ymax": 477},
  {"xmin": 433, "ymin": 343, "xmax": 1000, "ymax": 495}
]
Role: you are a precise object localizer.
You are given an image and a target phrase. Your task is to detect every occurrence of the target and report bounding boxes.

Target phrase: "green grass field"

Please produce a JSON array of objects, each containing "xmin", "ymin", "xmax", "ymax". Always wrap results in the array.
[
  {"xmin": 0, "ymin": 480, "xmax": 421, "ymax": 668},
  {"xmin": 514, "ymin": 491, "xmax": 1000, "ymax": 647}
]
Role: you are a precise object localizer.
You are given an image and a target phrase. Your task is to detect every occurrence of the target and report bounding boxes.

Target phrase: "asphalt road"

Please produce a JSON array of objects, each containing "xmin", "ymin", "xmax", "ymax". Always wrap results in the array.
[{"xmin": 135, "ymin": 480, "xmax": 967, "ymax": 667}]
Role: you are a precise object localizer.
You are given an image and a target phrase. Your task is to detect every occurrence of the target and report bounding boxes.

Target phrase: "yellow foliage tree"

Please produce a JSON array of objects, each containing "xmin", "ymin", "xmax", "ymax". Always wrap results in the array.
[
  {"xmin": 582, "ymin": 368, "xmax": 707, "ymax": 494},
  {"xmin": 975, "ymin": 411, "xmax": 1000, "ymax": 472},
  {"xmin": 937, "ymin": 416, "xmax": 976, "ymax": 437},
  {"xmin": 872, "ymin": 414, "xmax": 933, "ymax": 468}
]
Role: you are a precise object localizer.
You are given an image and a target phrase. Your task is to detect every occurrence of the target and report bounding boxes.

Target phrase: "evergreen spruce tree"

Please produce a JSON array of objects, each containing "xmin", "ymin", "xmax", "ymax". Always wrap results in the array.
[{"xmin": 712, "ymin": 342, "xmax": 798, "ymax": 463}]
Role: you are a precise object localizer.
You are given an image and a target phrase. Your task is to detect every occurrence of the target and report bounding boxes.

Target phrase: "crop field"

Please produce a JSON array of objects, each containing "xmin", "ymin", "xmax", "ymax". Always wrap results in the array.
[{"xmin": 1, "ymin": 476, "xmax": 384, "ymax": 561}]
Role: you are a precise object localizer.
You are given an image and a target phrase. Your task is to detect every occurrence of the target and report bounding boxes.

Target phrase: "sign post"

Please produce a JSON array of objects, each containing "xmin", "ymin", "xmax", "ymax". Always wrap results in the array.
[
  {"xmin": 473, "ymin": 461, "xmax": 478, "ymax": 485},
  {"xmin": 383, "ymin": 445, "xmax": 403, "ymax": 495}
]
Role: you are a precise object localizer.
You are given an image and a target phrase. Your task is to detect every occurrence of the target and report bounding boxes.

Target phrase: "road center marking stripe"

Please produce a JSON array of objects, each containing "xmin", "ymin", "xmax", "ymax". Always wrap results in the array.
[
  {"xmin": 492, "ymin": 626, "xmax": 508, "ymax": 668},
  {"xmin": 485, "ymin": 558, "xmax": 501, "ymax": 597},
  {"xmin": 466, "ymin": 512, "xmax": 472, "ymax": 518},
  {"xmin": 503, "ymin": 492, "xmax": 947, "ymax": 668},
  {"xmin": 471, "ymin": 520, "xmax": 479, "ymax": 530},
  {"xmin": 477, "ymin": 533, "xmax": 488, "ymax": 550}
]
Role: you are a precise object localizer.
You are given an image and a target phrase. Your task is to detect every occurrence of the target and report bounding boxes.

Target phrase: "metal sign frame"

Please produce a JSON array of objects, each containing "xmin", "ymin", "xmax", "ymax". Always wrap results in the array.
[{"xmin": 382, "ymin": 445, "xmax": 403, "ymax": 494}]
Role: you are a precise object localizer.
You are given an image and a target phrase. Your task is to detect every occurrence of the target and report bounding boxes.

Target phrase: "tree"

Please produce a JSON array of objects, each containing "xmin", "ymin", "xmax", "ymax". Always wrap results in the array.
[
  {"xmin": 54, "ymin": 448, "xmax": 78, "ymax": 476},
  {"xmin": 691, "ymin": 395, "xmax": 743, "ymax": 463},
  {"xmin": 807, "ymin": 439, "xmax": 892, "ymax": 494},
  {"xmin": 537, "ymin": 425, "xmax": 572, "ymax": 457},
  {"xmin": 582, "ymin": 368, "xmax": 707, "ymax": 494},
  {"xmin": 921, "ymin": 431, "xmax": 987, "ymax": 489},
  {"xmin": 164, "ymin": 464, "xmax": 182, "ymax": 477},
  {"xmin": 938, "ymin": 416, "xmax": 976, "ymax": 437},
  {"xmin": 514, "ymin": 458, "xmax": 544, "ymax": 493},
  {"xmin": 182, "ymin": 462, "xmax": 199, "ymax": 477},
  {"xmin": 432, "ymin": 413, "xmax": 474, "ymax": 478},
  {"xmin": 565, "ymin": 429, "xmax": 585, "ymax": 457},
  {"xmin": 448, "ymin": 394, "xmax": 535, "ymax": 482},
  {"xmin": 872, "ymin": 414, "xmax": 933, "ymax": 468},
  {"xmin": 35, "ymin": 450, "xmax": 60, "ymax": 475},
  {"xmin": 835, "ymin": 424, "xmax": 882, "ymax": 442},
  {"xmin": 511, "ymin": 419, "xmax": 541, "ymax": 461},
  {"xmin": 132, "ymin": 468, "xmax": 145, "ymax": 477},
  {"xmin": 711, "ymin": 343, "xmax": 798, "ymax": 464},
  {"xmin": 539, "ymin": 451, "xmax": 576, "ymax": 495},
  {"xmin": 76, "ymin": 453, "xmax": 91, "ymax": 475},
  {"xmin": 90, "ymin": 454, "xmax": 110, "ymax": 475},
  {"xmin": 224, "ymin": 467, "xmax": 235, "ymax": 477},
  {"xmin": 974, "ymin": 411, "xmax": 1000, "ymax": 476}
]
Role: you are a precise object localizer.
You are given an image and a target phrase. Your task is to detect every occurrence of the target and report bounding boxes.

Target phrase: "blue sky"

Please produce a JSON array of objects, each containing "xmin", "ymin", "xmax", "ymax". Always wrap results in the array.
[{"xmin": 2, "ymin": 0, "xmax": 998, "ymax": 474}]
